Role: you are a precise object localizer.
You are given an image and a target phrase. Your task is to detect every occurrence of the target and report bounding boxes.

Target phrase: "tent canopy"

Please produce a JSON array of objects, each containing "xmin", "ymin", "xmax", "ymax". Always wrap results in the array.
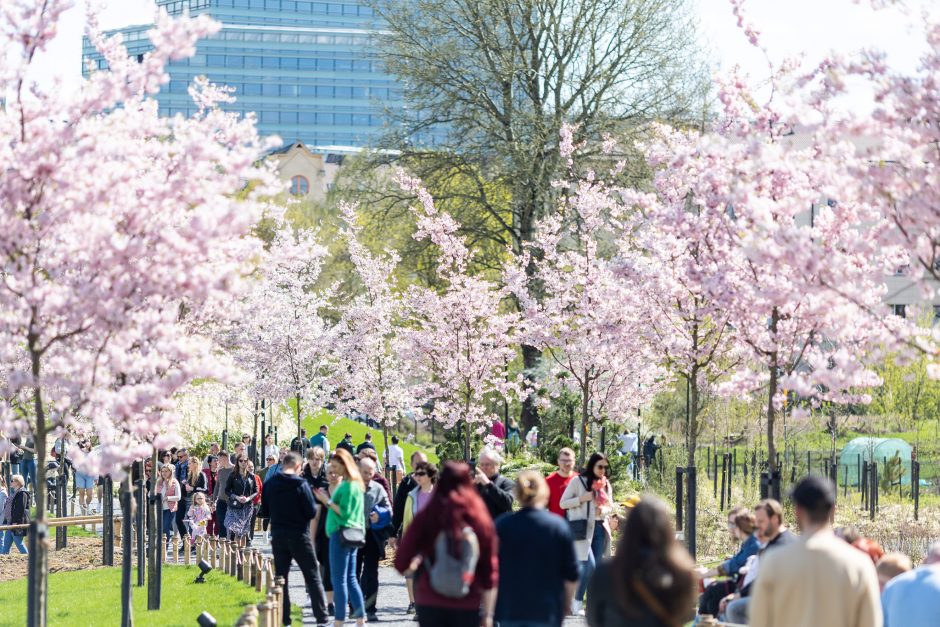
[{"xmin": 838, "ymin": 437, "xmax": 913, "ymax": 486}]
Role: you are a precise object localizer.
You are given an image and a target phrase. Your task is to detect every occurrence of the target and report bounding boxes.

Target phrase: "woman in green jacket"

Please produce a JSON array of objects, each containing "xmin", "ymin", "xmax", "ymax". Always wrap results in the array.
[{"xmin": 314, "ymin": 448, "xmax": 366, "ymax": 627}]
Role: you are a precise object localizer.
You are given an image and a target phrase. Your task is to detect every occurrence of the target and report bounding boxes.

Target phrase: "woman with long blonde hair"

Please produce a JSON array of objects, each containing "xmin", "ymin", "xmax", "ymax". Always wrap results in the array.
[{"xmin": 314, "ymin": 448, "xmax": 366, "ymax": 627}]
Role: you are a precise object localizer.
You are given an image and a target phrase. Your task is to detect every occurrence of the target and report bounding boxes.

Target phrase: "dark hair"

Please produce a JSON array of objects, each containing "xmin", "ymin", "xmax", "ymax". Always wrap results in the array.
[
  {"xmin": 421, "ymin": 462, "xmax": 491, "ymax": 550},
  {"xmin": 755, "ymin": 499, "xmax": 783, "ymax": 521},
  {"xmin": 611, "ymin": 496, "xmax": 696, "ymax": 625},
  {"xmin": 581, "ymin": 452, "xmax": 609, "ymax": 483},
  {"xmin": 282, "ymin": 452, "xmax": 301, "ymax": 469},
  {"xmin": 790, "ymin": 476, "xmax": 835, "ymax": 524},
  {"xmin": 206, "ymin": 455, "xmax": 218, "ymax": 464},
  {"xmin": 365, "ymin": 432, "xmax": 372, "ymax": 440},
  {"xmin": 391, "ymin": 436, "xmax": 399, "ymax": 444},
  {"xmin": 300, "ymin": 428, "xmax": 306, "ymax": 436},
  {"xmin": 732, "ymin": 509, "xmax": 756, "ymax": 535},
  {"xmin": 414, "ymin": 461, "xmax": 438, "ymax": 483},
  {"xmin": 319, "ymin": 425, "xmax": 328, "ymax": 431}
]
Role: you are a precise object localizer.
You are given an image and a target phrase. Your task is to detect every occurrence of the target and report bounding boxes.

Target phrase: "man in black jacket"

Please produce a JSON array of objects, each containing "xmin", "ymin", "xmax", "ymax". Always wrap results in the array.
[
  {"xmin": 259, "ymin": 452, "xmax": 329, "ymax": 627},
  {"xmin": 391, "ymin": 450, "xmax": 427, "ymax": 541},
  {"xmin": 475, "ymin": 447, "xmax": 515, "ymax": 521}
]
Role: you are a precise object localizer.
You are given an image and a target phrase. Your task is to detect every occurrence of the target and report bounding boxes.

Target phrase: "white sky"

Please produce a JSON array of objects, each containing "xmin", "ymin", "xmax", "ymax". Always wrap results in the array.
[{"xmin": 26, "ymin": 0, "xmax": 931, "ymax": 108}]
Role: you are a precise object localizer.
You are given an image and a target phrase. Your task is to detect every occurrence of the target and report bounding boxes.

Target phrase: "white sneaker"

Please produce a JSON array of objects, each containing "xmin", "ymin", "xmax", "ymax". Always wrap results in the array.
[{"xmin": 571, "ymin": 600, "xmax": 584, "ymax": 616}]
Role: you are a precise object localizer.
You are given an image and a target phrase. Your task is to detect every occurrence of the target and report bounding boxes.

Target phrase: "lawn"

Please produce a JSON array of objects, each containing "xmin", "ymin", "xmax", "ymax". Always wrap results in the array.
[
  {"xmin": 298, "ymin": 407, "xmax": 439, "ymax": 466},
  {"xmin": 0, "ymin": 565, "xmax": 300, "ymax": 627}
]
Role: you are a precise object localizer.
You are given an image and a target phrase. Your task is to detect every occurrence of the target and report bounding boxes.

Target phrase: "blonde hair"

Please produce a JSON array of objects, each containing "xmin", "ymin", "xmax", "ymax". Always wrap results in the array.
[
  {"xmin": 10, "ymin": 474, "xmax": 24, "ymax": 489},
  {"xmin": 876, "ymin": 552, "xmax": 912, "ymax": 583},
  {"xmin": 193, "ymin": 492, "xmax": 207, "ymax": 506},
  {"xmin": 187, "ymin": 457, "xmax": 202, "ymax": 486},
  {"xmin": 515, "ymin": 470, "xmax": 549, "ymax": 508},
  {"xmin": 330, "ymin": 449, "xmax": 364, "ymax": 490}
]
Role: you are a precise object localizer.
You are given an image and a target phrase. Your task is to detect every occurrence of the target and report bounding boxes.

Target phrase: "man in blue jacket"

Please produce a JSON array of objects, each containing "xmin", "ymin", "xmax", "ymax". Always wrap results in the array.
[{"xmin": 259, "ymin": 452, "xmax": 329, "ymax": 627}]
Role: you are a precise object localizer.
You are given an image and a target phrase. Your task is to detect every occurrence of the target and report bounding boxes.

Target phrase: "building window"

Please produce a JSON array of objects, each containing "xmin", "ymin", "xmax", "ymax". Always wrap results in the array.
[
  {"xmin": 290, "ymin": 176, "xmax": 309, "ymax": 196},
  {"xmin": 890, "ymin": 304, "xmax": 907, "ymax": 318}
]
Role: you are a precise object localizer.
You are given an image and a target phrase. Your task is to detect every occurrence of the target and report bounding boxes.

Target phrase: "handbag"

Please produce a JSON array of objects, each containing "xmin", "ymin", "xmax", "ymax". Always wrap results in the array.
[
  {"xmin": 566, "ymin": 477, "xmax": 590, "ymax": 540},
  {"xmin": 340, "ymin": 526, "xmax": 366, "ymax": 549}
]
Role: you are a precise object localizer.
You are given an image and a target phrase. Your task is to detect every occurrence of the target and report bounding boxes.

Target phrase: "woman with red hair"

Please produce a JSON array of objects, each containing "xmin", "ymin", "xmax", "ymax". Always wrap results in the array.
[{"xmin": 395, "ymin": 461, "xmax": 499, "ymax": 627}]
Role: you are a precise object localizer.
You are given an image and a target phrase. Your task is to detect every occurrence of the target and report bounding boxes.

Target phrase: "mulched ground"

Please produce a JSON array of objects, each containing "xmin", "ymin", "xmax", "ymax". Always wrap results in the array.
[{"xmin": 0, "ymin": 537, "xmax": 122, "ymax": 582}]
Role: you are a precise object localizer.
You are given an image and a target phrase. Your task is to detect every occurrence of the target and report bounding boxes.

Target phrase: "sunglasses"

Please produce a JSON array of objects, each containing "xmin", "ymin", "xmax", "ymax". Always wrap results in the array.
[
  {"xmin": 414, "ymin": 471, "xmax": 427, "ymax": 476},
  {"xmin": 238, "ymin": 460, "xmax": 248, "ymax": 464},
  {"xmin": 596, "ymin": 464, "xmax": 609, "ymax": 470}
]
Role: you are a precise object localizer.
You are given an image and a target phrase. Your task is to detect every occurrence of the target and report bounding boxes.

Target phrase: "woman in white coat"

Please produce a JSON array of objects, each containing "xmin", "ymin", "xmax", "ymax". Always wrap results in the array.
[{"xmin": 560, "ymin": 452, "xmax": 613, "ymax": 616}]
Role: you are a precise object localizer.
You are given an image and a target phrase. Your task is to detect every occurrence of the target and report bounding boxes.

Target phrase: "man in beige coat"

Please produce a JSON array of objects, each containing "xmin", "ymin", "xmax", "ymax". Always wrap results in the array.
[{"xmin": 750, "ymin": 476, "xmax": 881, "ymax": 627}]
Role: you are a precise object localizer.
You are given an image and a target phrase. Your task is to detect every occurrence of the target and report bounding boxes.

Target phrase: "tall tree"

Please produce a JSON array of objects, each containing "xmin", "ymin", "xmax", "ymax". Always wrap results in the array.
[
  {"xmin": 0, "ymin": 4, "xmax": 277, "ymax": 623},
  {"xmin": 369, "ymin": 0, "xmax": 708, "ymax": 430},
  {"xmin": 397, "ymin": 173, "xmax": 520, "ymax": 461}
]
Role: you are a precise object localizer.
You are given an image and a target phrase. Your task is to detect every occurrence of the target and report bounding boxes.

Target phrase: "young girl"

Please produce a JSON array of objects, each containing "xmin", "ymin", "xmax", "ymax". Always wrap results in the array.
[{"xmin": 185, "ymin": 492, "xmax": 212, "ymax": 541}]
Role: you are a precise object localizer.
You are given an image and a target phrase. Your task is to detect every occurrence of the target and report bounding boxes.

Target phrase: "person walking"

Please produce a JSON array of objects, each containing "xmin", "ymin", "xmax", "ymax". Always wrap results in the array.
[
  {"xmin": 335, "ymin": 433, "xmax": 355, "ymax": 456},
  {"xmin": 560, "ymin": 452, "xmax": 614, "ymax": 616},
  {"xmin": 213, "ymin": 451, "xmax": 233, "ymax": 538},
  {"xmin": 881, "ymin": 543, "xmax": 940, "ymax": 626},
  {"xmin": 546, "ymin": 447, "xmax": 577, "ymax": 517},
  {"xmin": 155, "ymin": 465, "xmax": 181, "ymax": 551},
  {"xmin": 291, "ymin": 429, "xmax": 311, "ymax": 457},
  {"xmin": 19, "ymin": 438, "xmax": 36, "ymax": 493},
  {"xmin": 313, "ymin": 448, "xmax": 367, "ymax": 627},
  {"xmin": 750, "ymin": 476, "xmax": 881, "ymax": 627},
  {"xmin": 357, "ymin": 455, "xmax": 392, "ymax": 622},
  {"xmin": 474, "ymin": 447, "xmax": 514, "ymax": 521},
  {"xmin": 309, "ymin": 424, "xmax": 330, "ymax": 455},
  {"xmin": 179, "ymin": 456, "xmax": 207, "ymax": 547},
  {"xmin": 384, "ymin": 435, "xmax": 406, "ymax": 485},
  {"xmin": 357, "ymin": 449, "xmax": 391, "ymax": 498},
  {"xmin": 201, "ymin": 455, "xmax": 219, "ymax": 536},
  {"xmin": 224, "ymin": 454, "xmax": 258, "ymax": 551},
  {"xmin": 392, "ymin": 451, "xmax": 428, "ymax": 541},
  {"xmin": 247, "ymin": 461, "xmax": 263, "ymax": 543},
  {"xmin": 185, "ymin": 491, "xmax": 213, "ymax": 542},
  {"xmin": 401, "ymin": 461, "xmax": 437, "ymax": 615},
  {"xmin": 263, "ymin": 433, "xmax": 279, "ymax": 462},
  {"xmin": 260, "ymin": 452, "xmax": 330, "ymax": 627},
  {"xmin": 172, "ymin": 449, "xmax": 190, "ymax": 539},
  {"xmin": 312, "ymin": 453, "xmax": 339, "ymax": 614},
  {"xmin": 355, "ymin": 432, "xmax": 376, "ymax": 456},
  {"xmin": 495, "ymin": 471, "xmax": 579, "ymax": 627},
  {"xmin": 394, "ymin": 462, "xmax": 498, "ymax": 627},
  {"xmin": 0, "ymin": 475, "xmax": 30, "ymax": 554},
  {"xmin": 586, "ymin": 496, "xmax": 696, "ymax": 627}
]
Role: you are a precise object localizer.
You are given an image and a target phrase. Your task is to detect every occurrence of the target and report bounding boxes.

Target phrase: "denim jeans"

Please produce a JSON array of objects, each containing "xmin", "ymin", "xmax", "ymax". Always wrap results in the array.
[
  {"xmin": 21, "ymin": 459, "xmax": 36, "ymax": 491},
  {"xmin": 162, "ymin": 509, "xmax": 175, "ymax": 542},
  {"xmin": 329, "ymin": 530, "xmax": 365, "ymax": 621},
  {"xmin": 575, "ymin": 523, "xmax": 606, "ymax": 601},
  {"xmin": 0, "ymin": 530, "xmax": 28, "ymax": 554}
]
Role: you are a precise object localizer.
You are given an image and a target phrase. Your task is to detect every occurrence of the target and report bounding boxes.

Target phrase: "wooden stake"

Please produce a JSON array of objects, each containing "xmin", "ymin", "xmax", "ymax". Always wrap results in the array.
[{"xmin": 183, "ymin": 536, "xmax": 191, "ymax": 566}]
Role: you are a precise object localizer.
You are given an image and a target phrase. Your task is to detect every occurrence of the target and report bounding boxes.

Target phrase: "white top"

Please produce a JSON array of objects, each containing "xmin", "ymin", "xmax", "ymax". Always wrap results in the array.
[
  {"xmin": 384, "ymin": 444, "xmax": 406, "ymax": 472},
  {"xmin": 618, "ymin": 433, "xmax": 639, "ymax": 454},
  {"xmin": 264, "ymin": 444, "xmax": 279, "ymax": 461}
]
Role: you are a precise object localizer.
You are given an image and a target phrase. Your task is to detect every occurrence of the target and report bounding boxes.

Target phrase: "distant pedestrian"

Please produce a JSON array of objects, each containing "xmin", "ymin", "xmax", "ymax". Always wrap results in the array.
[
  {"xmin": 291, "ymin": 429, "xmax": 311, "ymax": 457},
  {"xmin": 260, "ymin": 451, "xmax": 330, "ymax": 627},
  {"xmin": 355, "ymin": 432, "xmax": 376, "ymax": 456},
  {"xmin": 881, "ymin": 543, "xmax": 940, "ymax": 627},
  {"xmin": 335, "ymin": 433, "xmax": 355, "ymax": 456},
  {"xmin": 402, "ymin": 461, "xmax": 437, "ymax": 615},
  {"xmin": 586, "ymin": 495, "xmax": 696, "ymax": 627},
  {"xmin": 392, "ymin": 450, "xmax": 428, "ymax": 541},
  {"xmin": 473, "ymin": 447, "xmax": 514, "ymax": 521},
  {"xmin": 264, "ymin": 433, "xmax": 279, "ymax": 463},
  {"xmin": 185, "ymin": 492, "xmax": 212, "ymax": 541},
  {"xmin": 561, "ymin": 452, "xmax": 614, "ymax": 615},
  {"xmin": 546, "ymin": 447, "xmax": 577, "ymax": 517},
  {"xmin": 224, "ymin": 454, "xmax": 258, "ymax": 549},
  {"xmin": 156, "ymin": 464, "xmax": 181, "ymax": 548},
  {"xmin": 309, "ymin": 424, "xmax": 330, "ymax": 455},
  {"xmin": 314, "ymin": 448, "xmax": 367, "ymax": 626},
  {"xmin": 213, "ymin": 452, "xmax": 233, "ymax": 538},
  {"xmin": 750, "ymin": 476, "xmax": 881, "ymax": 627},
  {"xmin": 0, "ymin": 475, "xmax": 30, "ymax": 554},
  {"xmin": 395, "ymin": 462, "xmax": 498, "ymax": 627},
  {"xmin": 496, "ymin": 471, "xmax": 578, "ymax": 627},
  {"xmin": 384, "ymin": 435, "xmax": 406, "ymax": 485}
]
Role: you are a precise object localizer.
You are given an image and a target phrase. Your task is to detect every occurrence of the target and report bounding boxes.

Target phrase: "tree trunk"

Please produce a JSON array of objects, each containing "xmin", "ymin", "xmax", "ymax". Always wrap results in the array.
[
  {"xmin": 767, "ymin": 308, "xmax": 780, "ymax": 473},
  {"xmin": 686, "ymin": 374, "xmax": 700, "ymax": 469},
  {"xmin": 382, "ymin": 422, "xmax": 390, "ymax": 473},
  {"xmin": 520, "ymin": 344, "xmax": 541, "ymax": 432},
  {"xmin": 296, "ymin": 394, "xmax": 302, "ymax": 440},
  {"xmin": 463, "ymin": 419, "xmax": 472, "ymax": 463},
  {"xmin": 27, "ymin": 338, "xmax": 48, "ymax": 627},
  {"xmin": 579, "ymin": 382, "xmax": 590, "ymax": 467}
]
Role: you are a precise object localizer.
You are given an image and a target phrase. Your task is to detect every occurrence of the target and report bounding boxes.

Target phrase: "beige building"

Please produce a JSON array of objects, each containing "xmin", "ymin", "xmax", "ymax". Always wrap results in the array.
[{"xmin": 265, "ymin": 140, "xmax": 349, "ymax": 203}]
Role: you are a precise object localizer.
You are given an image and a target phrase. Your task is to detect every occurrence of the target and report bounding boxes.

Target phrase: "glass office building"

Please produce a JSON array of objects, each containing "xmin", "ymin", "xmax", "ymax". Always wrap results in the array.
[{"xmin": 82, "ymin": 0, "xmax": 403, "ymax": 149}]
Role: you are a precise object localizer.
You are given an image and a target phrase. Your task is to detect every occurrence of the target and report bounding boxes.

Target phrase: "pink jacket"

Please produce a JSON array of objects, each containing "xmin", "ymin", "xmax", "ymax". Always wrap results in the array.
[{"xmin": 158, "ymin": 478, "xmax": 181, "ymax": 513}]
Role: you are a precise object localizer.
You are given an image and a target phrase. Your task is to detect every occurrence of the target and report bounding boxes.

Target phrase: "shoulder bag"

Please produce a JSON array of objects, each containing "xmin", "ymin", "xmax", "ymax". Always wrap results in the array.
[{"xmin": 566, "ymin": 477, "xmax": 590, "ymax": 540}]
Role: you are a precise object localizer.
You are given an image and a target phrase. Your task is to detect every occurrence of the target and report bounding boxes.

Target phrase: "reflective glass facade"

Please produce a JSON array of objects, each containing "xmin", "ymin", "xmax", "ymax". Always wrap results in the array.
[{"xmin": 82, "ymin": 0, "xmax": 401, "ymax": 149}]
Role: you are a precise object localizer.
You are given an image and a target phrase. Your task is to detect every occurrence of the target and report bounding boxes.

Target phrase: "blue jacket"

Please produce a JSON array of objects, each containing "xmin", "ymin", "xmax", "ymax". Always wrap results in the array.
[{"xmin": 723, "ymin": 533, "xmax": 761, "ymax": 577}]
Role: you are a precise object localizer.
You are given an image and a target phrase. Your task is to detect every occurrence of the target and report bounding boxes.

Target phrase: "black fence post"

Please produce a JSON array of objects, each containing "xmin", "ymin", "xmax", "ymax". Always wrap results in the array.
[
  {"xmin": 726, "ymin": 454, "xmax": 733, "ymax": 507},
  {"xmin": 56, "ymin": 477, "xmax": 68, "ymax": 550},
  {"xmin": 807, "ymin": 451, "xmax": 812, "ymax": 476},
  {"xmin": 707, "ymin": 448, "xmax": 711, "ymax": 479},
  {"xmin": 148, "ymin": 493, "xmax": 162, "ymax": 610},
  {"xmin": 861, "ymin": 461, "xmax": 869, "ymax": 510},
  {"xmin": 713, "ymin": 454, "xmax": 719, "ymax": 500},
  {"xmin": 121, "ymin": 479, "xmax": 134, "ymax": 627},
  {"xmin": 103, "ymin": 476, "xmax": 114, "ymax": 566},
  {"xmin": 732, "ymin": 448, "xmax": 737, "ymax": 476},
  {"xmin": 913, "ymin": 461, "xmax": 920, "ymax": 521},
  {"xmin": 770, "ymin": 470, "xmax": 781, "ymax": 502},
  {"xmin": 759, "ymin": 471, "xmax": 769, "ymax": 500},
  {"xmin": 686, "ymin": 466, "xmax": 697, "ymax": 561},
  {"xmin": 869, "ymin": 462, "xmax": 878, "ymax": 521},
  {"xmin": 720, "ymin": 455, "xmax": 727, "ymax": 510},
  {"xmin": 675, "ymin": 467, "xmax": 684, "ymax": 532},
  {"xmin": 390, "ymin": 465, "xmax": 398, "ymax": 503},
  {"xmin": 26, "ymin": 521, "xmax": 48, "ymax": 627},
  {"xmin": 830, "ymin": 455, "xmax": 838, "ymax": 502},
  {"xmin": 136, "ymin": 468, "xmax": 145, "ymax": 588}
]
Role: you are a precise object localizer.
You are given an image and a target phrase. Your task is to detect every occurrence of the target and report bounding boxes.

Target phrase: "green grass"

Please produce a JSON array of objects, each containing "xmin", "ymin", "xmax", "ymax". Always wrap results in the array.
[
  {"xmin": 299, "ymin": 407, "xmax": 439, "ymax": 465},
  {"xmin": 0, "ymin": 566, "xmax": 300, "ymax": 627}
]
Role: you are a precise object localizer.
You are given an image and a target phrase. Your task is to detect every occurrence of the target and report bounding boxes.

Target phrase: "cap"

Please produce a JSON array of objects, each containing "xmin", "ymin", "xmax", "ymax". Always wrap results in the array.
[{"xmin": 622, "ymin": 495, "xmax": 641, "ymax": 509}]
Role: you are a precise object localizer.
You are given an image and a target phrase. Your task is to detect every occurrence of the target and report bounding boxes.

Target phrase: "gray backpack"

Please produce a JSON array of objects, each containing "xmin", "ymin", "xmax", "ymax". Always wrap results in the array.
[{"xmin": 427, "ymin": 526, "xmax": 480, "ymax": 598}]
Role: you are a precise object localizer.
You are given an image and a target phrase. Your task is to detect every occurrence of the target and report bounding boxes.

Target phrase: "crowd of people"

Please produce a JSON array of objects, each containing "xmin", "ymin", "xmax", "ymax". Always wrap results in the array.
[{"xmin": 4, "ymin": 425, "xmax": 940, "ymax": 627}]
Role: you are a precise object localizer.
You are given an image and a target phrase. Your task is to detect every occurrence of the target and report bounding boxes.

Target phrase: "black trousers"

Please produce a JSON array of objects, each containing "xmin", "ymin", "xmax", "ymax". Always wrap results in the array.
[
  {"xmin": 699, "ymin": 579, "xmax": 736, "ymax": 616},
  {"xmin": 175, "ymin": 500, "xmax": 189, "ymax": 538},
  {"xmin": 416, "ymin": 605, "xmax": 479, "ymax": 627},
  {"xmin": 355, "ymin": 530, "xmax": 385, "ymax": 613},
  {"xmin": 215, "ymin": 500, "xmax": 228, "ymax": 538},
  {"xmin": 272, "ymin": 530, "xmax": 329, "ymax": 625}
]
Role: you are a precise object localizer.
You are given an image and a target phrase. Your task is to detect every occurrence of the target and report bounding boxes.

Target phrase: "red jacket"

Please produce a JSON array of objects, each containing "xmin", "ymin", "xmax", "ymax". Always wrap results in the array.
[
  {"xmin": 394, "ymin": 504, "xmax": 498, "ymax": 610},
  {"xmin": 253, "ymin": 474, "xmax": 263, "ymax": 505}
]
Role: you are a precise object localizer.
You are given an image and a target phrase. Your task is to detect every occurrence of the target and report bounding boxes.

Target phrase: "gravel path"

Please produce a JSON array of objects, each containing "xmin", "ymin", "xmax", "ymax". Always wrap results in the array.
[{"xmin": 252, "ymin": 534, "xmax": 588, "ymax": 626}]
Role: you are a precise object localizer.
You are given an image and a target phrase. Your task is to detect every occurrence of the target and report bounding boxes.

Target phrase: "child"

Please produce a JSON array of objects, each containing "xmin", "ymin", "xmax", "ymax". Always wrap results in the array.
[{"xmin": 185, "ymin": 492, "xmax": 212, "ymax": 541}]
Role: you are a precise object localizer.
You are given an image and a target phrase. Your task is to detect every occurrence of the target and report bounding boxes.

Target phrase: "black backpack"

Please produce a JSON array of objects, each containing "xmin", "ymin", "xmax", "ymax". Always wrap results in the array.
[{"xmin": 12, "ymin": 491, "xmax": 31, "ymax": 536}]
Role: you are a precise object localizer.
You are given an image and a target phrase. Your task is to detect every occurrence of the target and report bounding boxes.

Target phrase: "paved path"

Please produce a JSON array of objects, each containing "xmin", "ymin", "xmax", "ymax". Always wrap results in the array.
[{"xmin": 251, "ymin": 534, "xmax": 588, "ymax": 626}]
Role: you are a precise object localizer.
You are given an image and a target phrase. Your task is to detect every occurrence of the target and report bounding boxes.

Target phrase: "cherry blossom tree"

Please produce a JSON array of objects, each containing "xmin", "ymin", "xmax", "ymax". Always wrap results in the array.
[
  {"xmin": 396, "ymin": 173, "xmax": 519, "ymax": 461},
  {"xmin": 230, "ymin": 226, "xmax": 336, "ymax": 440},
  {"xmin": 0, "ymin": 2, "xmax": 280, "ymax": 621},
  {"xmin": 508, "ymin": 129, "xmax": 664, "ymax": 466},
  {"xmin": 332, "ymin": 202, "xmax": 417, "ymax": 458}
]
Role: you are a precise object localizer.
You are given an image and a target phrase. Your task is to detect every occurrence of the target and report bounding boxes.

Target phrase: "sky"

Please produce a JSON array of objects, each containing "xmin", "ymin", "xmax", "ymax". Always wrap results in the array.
[{"xmin": 26, "ymin": 0, "xmax": 930, "ymax": 108}]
